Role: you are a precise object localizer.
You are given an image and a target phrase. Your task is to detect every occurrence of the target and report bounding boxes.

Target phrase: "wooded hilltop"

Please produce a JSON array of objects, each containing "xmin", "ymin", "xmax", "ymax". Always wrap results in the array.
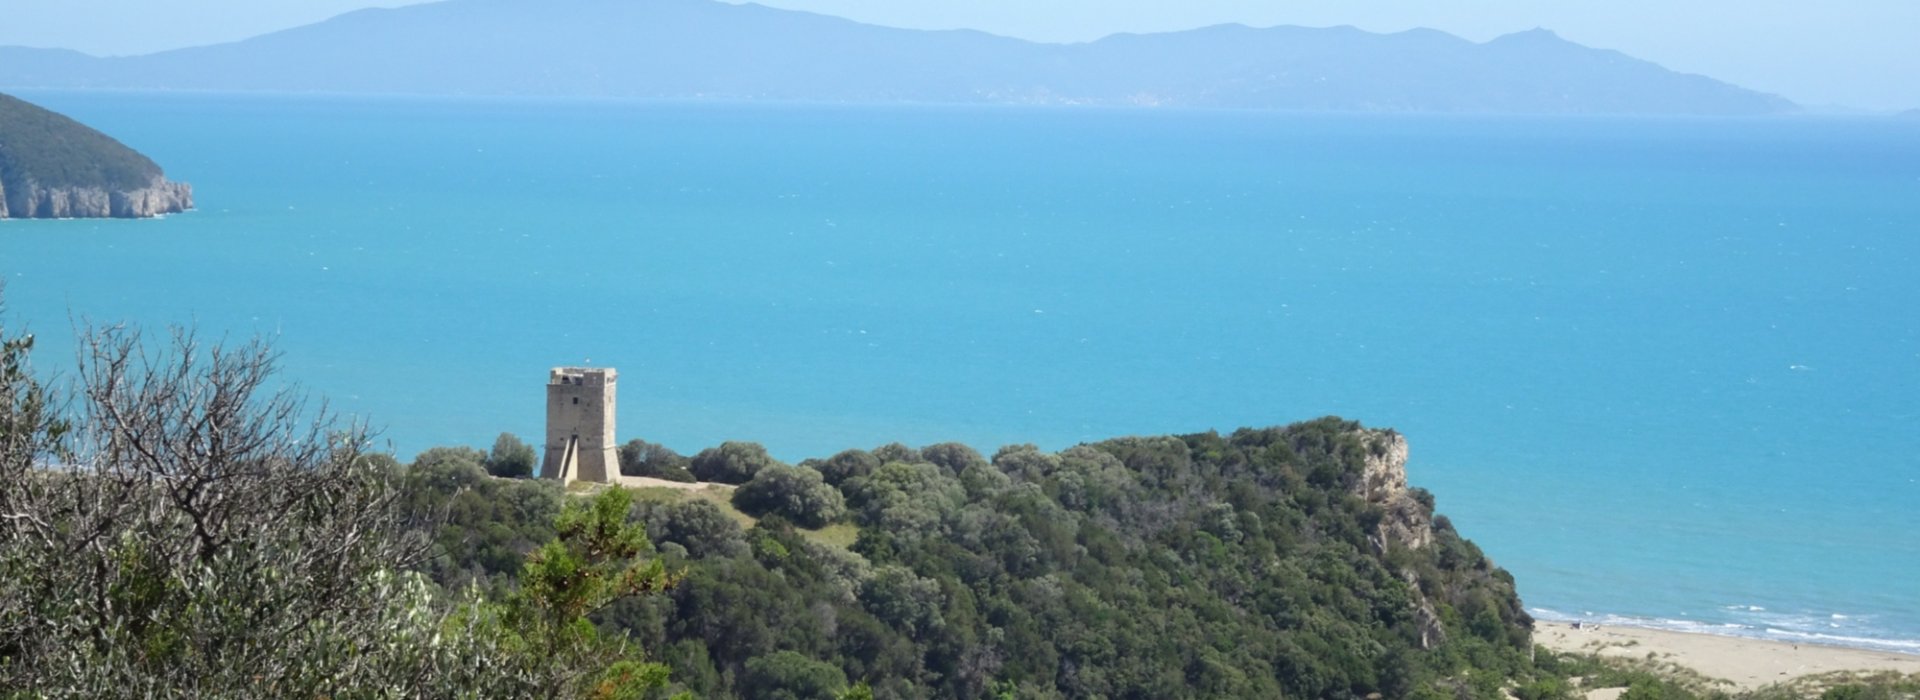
[
  {"xmin": 2, "ymin": 314, "xmax": 1912, "ymax": 699},
  {"xmin": 0, "ymin": 92, "xmax": 191, "ymax": 219}
]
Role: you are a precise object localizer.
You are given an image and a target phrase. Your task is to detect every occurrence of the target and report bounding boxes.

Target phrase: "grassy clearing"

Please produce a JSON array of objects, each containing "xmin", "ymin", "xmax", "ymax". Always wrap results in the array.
[
  {"xmin": 626, "ymin": 484, "xmax": 756, "ymax": 529},
  {"xmin": 798, "ymin": 522, "xmax": 860, "ymax": 550}
]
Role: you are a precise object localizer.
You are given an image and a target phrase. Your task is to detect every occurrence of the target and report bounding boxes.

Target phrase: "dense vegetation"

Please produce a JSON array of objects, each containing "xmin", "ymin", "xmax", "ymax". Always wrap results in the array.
[
  {"xmin": 0, "ymin": 317, "xmax": 682, "ymax": 697},
  {"xmin": 0, "ymin": 92, "xmax": 161, "ymax": 191},
  {"xmin": 4, "ymin": 309, "xmax": 1906, "ymax": 698},
  {"xmin": 414, "ymin": 426, "xmax": 1545, "ymax": 698}
]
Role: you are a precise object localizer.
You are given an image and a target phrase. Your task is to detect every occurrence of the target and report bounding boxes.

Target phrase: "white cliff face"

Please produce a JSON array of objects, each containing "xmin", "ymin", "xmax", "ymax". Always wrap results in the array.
[
  {"xmin": 1356, "ymin": 431, "xmax": 1410, "ymax": 503},
  {"xmin": 0, "ymin": 174, "xmax": 192, "ymax": 219},
  {"xmin": 1351, "ymin": 429, "xmax": 1447, "ymax": 647},
  {"xmin": 1353, "ymin": 430, "xmax": 1433, "ymax": 551}
]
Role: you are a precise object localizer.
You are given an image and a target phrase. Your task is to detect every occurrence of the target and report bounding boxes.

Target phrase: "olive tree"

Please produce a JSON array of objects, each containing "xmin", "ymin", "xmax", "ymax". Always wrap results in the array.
[{"xmin": 0, "ymin": 324, "xmax": 436, "ymax": 694}]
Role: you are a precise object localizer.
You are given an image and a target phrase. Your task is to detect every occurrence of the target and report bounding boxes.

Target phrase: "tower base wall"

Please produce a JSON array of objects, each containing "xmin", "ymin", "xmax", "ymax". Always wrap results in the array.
[{"xmin": 542, "ymin": 443, "xmax": 619, "ymax": 484}]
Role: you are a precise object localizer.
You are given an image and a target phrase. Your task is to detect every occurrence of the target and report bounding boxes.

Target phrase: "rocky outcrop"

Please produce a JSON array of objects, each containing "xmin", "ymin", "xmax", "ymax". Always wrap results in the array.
[
  {"xmin": 1350, "ymin": 429, "xmax": 1448, "ymax": 647},
  {"xmin": 0, "ymin": 91, "xmax": 194, "ymax": 220},
  {"xmin": 0, "ymin": 174, "xmax": 192, "ymax": 219},
  {"xmin": 1351, "ymin": 430, "xmax": 1433, "ymax": 551}
]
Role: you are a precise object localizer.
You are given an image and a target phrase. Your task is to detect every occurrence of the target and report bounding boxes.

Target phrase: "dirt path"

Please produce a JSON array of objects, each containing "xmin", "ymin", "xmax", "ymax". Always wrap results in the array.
[{"xmin": 609, "ymin": 475, "xmax": 732, "ymax": 492}]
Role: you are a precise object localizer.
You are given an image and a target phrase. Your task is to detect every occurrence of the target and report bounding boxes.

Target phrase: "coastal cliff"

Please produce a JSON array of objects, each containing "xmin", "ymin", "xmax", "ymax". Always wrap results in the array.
[
  {"xmin": 0, "ymin": 93, "xmax": 192, "ymax": 219},
  {"xmin": 1353, "ymin": 429, "xmax": 1436, "ymax": 551},
  {"xmin": 1349, "ymin": 429, "xmax": 1456, "ymax": 647},
  {"xmin": 0, "ymin": 174, "xmax": 192, "ymax": 219}
]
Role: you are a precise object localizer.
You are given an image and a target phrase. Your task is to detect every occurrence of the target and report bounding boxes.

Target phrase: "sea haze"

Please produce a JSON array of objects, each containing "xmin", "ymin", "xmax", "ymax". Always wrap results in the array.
[
  {"xmin": 2, "ymin": 91, "xmax": 1916, "ymax": 651},
  {"xmin": 0, "ymin": 0, "xmax": 1791, "ymax": 115}
]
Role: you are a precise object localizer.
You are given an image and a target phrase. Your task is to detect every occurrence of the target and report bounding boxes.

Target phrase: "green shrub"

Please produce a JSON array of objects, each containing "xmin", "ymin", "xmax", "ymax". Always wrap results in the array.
[
  {"xmin": 620, "ymin": 438, "xmax": 697, "ymax": 482},
  {"xmin": 733, "ymin": 466, "xmax": 847, "ymax": 529},
  {"xmin": 690, "ymin": 441, "xmax": 783, "ymax": 484},
  {"xmin": 485, "ymin": 432, "xmax": 537, "ymax": 478}
]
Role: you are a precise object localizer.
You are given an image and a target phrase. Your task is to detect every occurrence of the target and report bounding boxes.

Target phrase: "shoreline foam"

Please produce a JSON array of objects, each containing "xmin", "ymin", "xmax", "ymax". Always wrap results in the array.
[
  {"xmin": 1535, "ymin": 620, "xmax": 1920, "ymax": 692},
  {"xmin": 1530, "ymin": 608, "xmax": 1920, "ymax": 657}
]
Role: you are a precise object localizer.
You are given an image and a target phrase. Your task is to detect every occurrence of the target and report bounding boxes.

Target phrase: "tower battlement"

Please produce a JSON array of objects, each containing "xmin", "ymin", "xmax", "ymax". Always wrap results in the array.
[
  {"xmin": 541, "ymin": 367, "xmax": 618, "ymax": 484},
  {"xmin": 550, "ymin": 367, "xmax": 616, "ymax": 387}
]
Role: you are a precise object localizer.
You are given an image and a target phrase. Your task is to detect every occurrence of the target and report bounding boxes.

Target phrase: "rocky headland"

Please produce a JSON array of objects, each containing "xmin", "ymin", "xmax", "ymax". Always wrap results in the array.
[
  {"xmin": 0, "ymin": 174, "xmax": 193, "ymax": 219},
  {"xmin": 1353, "ymin": 429, "xmax": 1435, "ymax": 551},
  {"xmin": 0, "ymin": 93, "xmax": 192, "ymax": 219}
]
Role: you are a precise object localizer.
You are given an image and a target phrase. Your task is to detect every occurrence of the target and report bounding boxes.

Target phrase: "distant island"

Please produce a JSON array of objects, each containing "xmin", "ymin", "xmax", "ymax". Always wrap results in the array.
[
  {"xmin": 0, "ymin": 0, "xmax": 1793, "ymax": 116},
  {"xmin": 0, "ymin": 92, "xmax": 191, "ymax": 219}
]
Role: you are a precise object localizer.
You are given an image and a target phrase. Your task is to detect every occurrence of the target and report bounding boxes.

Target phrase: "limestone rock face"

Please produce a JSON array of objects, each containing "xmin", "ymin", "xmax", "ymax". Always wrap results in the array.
[
  {"xmin": 1351, "ymin": 430, "xmax": 1433, "ymax": 551},
  {"xmin": 0, "ymin": 174, "xmax": 193, "ymax": 219},
  {"xmin": 0, "ymin": 91, "xmax": 195, "ymax": 220},
  {"xmin": 1354, "ymin": 431, "xmax": 1410, "ymax": 502},
  {"xmin": 1349, "ymin": 429, "xmax": 1447, "ymax": 647}
]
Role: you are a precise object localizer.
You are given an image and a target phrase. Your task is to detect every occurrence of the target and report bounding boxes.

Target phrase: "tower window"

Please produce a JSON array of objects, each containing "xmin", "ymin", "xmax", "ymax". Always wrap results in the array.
[{"xmin": 572, "ymin": 397, "xmax": 579, "ymax": 405}]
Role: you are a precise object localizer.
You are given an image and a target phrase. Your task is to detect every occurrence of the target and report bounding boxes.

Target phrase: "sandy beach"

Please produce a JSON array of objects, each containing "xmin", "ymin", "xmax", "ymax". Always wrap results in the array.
[{"xmin": 1536, "ymin": 622, "xmax": 1920, "ymax": 693}]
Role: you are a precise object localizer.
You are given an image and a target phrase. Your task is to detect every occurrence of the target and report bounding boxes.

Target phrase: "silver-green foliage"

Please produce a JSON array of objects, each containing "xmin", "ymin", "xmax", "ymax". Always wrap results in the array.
[{"xmin": 0, "ymin": 318, "xmax": 677, "ymax": 698}]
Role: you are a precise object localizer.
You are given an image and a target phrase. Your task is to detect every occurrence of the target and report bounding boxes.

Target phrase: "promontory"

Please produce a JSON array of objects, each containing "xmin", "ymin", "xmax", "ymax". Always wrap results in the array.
[{"xmin": 0, "ymin": 92, "xmax": 192, "ymax": 219}]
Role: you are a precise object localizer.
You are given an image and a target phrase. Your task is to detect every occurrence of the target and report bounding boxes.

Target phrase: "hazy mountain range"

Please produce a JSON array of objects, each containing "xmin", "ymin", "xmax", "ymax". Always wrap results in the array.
[{"xmin": 0, "ymin": 0, "xmax": 1796, "ymax": 115}]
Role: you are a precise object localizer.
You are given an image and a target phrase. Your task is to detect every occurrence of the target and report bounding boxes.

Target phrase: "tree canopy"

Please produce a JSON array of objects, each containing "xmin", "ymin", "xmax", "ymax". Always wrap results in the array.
[
  {"xmin": 621, "ymin": 438, "xmax": 697, "ymax": 482},
  {"xmin": 487, "ymin": 432, "xmax": 538, "ymax": 478},
  {"xmin": 732, "ymin": 465, "xmax": 847, "ymax": 529},
  {"xmin": 690, "ymin": 441, "xmax": 783, "ymax": 485},
  {"xmin": 0, "ymin": 316, "xmax": 680, "ymax": 698},
  {"xmin": 411, "ymin": 421, "xmax": 1544, "ymax": 699},
  {"xmin": 0, "ymin": 92, "xmax": 163, "ymax": 191}
]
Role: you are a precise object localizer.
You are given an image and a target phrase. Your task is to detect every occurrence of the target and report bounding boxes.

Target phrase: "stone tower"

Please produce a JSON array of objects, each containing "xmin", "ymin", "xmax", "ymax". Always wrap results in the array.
[{"xmin": 541, "ymin": 367, "xmax": 618, "ymax": 484}]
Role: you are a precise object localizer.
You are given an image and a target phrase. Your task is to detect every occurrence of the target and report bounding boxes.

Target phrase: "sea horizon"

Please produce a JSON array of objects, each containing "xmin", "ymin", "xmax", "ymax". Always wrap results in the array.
[{"xmin": 4, "ymin": 89, "xmax": 1916, "ymax": 655}]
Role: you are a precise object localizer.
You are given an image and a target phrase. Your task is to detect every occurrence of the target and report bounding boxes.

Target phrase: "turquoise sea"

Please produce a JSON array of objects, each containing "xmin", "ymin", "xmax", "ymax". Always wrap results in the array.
[{"xmin": 3, "ymin": 91, "xmax": 1917, "ymax": 652}]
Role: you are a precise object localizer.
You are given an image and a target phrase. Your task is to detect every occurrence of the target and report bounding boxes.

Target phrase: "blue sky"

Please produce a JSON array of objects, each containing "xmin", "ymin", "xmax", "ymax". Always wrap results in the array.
[{"xmin": 1, "ymin": 0, "xmax": 1914, "ymax": 110}]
